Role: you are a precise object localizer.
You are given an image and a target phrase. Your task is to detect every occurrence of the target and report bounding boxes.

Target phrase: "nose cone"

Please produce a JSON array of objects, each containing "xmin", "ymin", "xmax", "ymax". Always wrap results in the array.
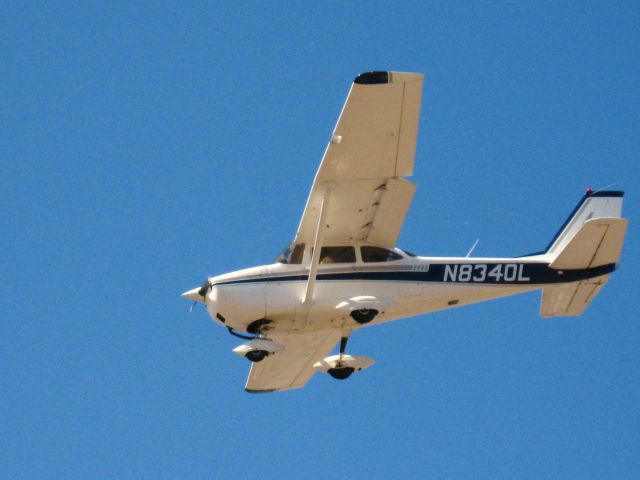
[{"xmin": 182, "ymin": 287, "xmax": 205, "ymax": 303}]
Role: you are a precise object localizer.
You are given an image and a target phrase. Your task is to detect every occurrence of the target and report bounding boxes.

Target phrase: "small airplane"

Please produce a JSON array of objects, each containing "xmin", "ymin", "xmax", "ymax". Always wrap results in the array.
[{"xmin": 183, "ymin": 71, "xmax": 628, "ymax": 393}]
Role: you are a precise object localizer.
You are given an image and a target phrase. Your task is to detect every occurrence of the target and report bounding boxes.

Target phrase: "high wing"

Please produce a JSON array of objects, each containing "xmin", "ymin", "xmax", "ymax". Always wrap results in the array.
[
  {"xmin": 295, "ymin": 71, "xmax": 424, "ymax": 248},
  {"xmin": 245, "ymin": 330, "xmax": 342, "ymax": 393},
  {"xmin": 246, "ymin": 72, "xmax": 423, "ymax": 392}
]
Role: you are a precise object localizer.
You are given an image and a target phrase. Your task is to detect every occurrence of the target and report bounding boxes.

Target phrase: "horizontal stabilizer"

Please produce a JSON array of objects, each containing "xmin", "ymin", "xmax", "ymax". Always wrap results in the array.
[
  {"xmin": 540, "ymin": 276, "xmax": 609, "ymax": 317},
  {"xmin": 550, "ymin": 217, "xmax": 628, "ymax": 269}
]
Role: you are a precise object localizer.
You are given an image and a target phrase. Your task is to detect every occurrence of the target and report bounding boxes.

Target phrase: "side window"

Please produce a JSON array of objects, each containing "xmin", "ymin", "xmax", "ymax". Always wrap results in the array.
[
  {"xmin": 319, "ymin": 246, "xmax": 356, "ymax": 264},
  {"xmin": 361, "ymin": 246, "xmax": 402, "ymax": 263}
]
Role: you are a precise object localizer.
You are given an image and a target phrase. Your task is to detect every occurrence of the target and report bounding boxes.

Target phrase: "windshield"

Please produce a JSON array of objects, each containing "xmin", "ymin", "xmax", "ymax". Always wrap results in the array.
[{"xmin": 275, "ymin": 243, "xmax": 305, "ymax": 264}]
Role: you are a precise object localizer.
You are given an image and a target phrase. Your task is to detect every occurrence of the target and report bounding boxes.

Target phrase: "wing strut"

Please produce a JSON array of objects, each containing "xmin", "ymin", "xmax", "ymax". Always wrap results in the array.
[{"xmin": 303, "ymin": 185, "xmax": 333, "ymax": 305}]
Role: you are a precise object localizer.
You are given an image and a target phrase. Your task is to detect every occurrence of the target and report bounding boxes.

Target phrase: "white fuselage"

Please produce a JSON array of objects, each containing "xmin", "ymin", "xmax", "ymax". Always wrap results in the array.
[{"xmin": 203, "ymin": 249, "xmax": 559, "ymax": 335}]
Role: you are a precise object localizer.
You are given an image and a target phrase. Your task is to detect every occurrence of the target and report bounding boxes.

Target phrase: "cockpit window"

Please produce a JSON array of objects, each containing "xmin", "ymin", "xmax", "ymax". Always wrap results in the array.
[
  {"xmin": 319, "ymin": 246, "xmax": 356, "ymax": 264},
  {"xmin": 290, "ymin": 243, "xmax": 305, "ymax": 264},
  {"xmin": 361, "ymin": 246, "xmax": 402, "ymax": 263},
  {"xmin": 275, "ymin": 243, "xmax": 305, "ymax": 264}
]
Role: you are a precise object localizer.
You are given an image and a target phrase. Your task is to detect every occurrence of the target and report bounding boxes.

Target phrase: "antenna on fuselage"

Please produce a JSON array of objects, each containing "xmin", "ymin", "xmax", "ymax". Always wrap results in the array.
[{"xmin": 465, "ymin": 238, "xmax": 480, "ymax": 258}]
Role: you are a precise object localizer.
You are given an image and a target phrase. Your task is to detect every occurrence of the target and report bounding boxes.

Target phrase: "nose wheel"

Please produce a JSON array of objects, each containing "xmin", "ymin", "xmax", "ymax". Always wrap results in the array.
[
  {"xmin": 245, "ymin": 350, "xmax": 268, "ymax": 362},
  {"xmin": 229, "ymin": 319, "xmax": 284, "ymax": 363}
]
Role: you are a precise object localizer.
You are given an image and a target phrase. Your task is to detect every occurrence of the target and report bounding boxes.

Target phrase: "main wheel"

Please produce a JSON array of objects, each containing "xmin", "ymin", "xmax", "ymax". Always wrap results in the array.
[
  {"xmin": 350, "ymin": 309, "xmax": 378, "ymax": 325},
  {"xmin": 245, "ymin": 350, "xmax": 268, "ymax": 362},
  {"xmin": 328, "ymin": 367, "xmax": 355, "ymax": 380}
]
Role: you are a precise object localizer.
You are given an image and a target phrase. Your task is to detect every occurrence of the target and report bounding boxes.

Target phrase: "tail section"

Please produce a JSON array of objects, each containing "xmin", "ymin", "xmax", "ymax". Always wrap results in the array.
[
  {"xmin": 545, "ymin": 190, "xmax": 624, "ymax": 258},
  {"xmin": 540, "ymin": 278, "xmax": 609, "ymax": 318},
  {"xmin": 538, "ymin": 190, "xmax": 627, "ymax": 317},
  {"xmin": 549, "ymin": 217, "xmax": 627, "ymax": 269}
]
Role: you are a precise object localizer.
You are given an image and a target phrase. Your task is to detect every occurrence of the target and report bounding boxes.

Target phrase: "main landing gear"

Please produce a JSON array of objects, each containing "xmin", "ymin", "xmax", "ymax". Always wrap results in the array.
[
  {"xmin": 350, "ymin": 308, "xmax": 379, "ymax": 325},
  {"xmin": 314, "ymin": 333, "xmax": 375, "ymax": 381},
  {"xmin": 327, "ymin": 335, "xmax": 355, "ymax": 380}
]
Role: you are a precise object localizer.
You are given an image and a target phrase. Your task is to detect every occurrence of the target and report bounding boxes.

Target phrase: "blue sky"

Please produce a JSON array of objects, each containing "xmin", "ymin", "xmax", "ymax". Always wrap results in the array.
[{"xmin": 2, "ymin": 1, "xmax": 639, "ymax": 478}]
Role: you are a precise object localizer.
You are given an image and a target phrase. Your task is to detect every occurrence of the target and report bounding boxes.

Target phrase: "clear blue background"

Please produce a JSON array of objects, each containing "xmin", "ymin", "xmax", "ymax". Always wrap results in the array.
[{"xmin": 2, "ymin": 2, "xmax": 638, "ymax": 478}]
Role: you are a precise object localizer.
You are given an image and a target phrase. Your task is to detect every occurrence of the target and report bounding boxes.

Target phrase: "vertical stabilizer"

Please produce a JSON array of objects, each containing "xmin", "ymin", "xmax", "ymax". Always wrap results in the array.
[
  {"xmin": 546, "ymin": 191, "xmax": 624, "ymax": 258},
  {"xmin": 539, "ymin": 190, "xmax": 627, "ymax": 318}
]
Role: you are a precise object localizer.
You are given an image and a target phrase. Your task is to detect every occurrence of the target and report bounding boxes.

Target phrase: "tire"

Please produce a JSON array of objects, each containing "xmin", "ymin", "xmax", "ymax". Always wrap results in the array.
[
  {"xmin": 350, "ymin": 308, "xmax": 378, "ymax": 324},
  {"xmin": 328, "ymin": 367, "xmax": 355, "ymax": 380},
  {"xmin": 245, "ymin": 350, "xmax": 268, "ymax": 362}
]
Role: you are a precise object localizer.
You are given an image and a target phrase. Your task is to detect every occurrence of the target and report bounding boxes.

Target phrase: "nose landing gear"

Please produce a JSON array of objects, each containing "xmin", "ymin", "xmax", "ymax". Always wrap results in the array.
[
  {"xmin": 245, "ymin": 349, "xmax": 269, "ymax": 363},
  {"xmin": 230, "ymin": 319, "xmax": 282, "ymax": 363}
]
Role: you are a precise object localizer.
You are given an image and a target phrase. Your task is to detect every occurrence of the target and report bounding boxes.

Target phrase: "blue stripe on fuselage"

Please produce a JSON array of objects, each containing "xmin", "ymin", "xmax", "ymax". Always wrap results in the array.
[{"xmin": 212, "ymin": 263, "xmax": 615, "ymax": 287}]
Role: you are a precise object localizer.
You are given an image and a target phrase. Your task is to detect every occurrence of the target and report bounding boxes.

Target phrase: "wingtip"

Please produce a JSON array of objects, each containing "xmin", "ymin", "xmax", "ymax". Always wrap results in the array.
[
  {"xmin": 354, "ymin": 71, "xmax": 389, "ymax": 85},
  {"xmin": 354, "ymin": 71, "xmax": 424, "ymax": 85},
  {"xmin": 245, "ymin": 388, "xmax": 276, "ymax": 394}
]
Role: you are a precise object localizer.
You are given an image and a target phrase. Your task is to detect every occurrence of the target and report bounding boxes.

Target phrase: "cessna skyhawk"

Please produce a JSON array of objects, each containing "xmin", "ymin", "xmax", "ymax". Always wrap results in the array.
[{"xmin": 183, "ymin": 71, "xmax": 627, "ymax": 393}]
